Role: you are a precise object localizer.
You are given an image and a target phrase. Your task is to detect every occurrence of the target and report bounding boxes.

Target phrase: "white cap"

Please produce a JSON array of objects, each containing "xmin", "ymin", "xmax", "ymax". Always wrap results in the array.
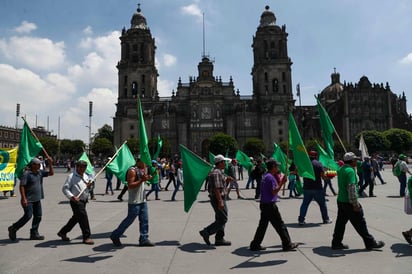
[{"xmin": 343, "ymin": 152, "xmax": 360, "ymax": 161}]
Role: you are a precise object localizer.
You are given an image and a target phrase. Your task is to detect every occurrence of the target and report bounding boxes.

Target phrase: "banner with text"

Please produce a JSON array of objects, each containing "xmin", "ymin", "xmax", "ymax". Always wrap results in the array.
[{"xmin": 0, "ymin": 147, "xmax": 18, "ymax": 191}]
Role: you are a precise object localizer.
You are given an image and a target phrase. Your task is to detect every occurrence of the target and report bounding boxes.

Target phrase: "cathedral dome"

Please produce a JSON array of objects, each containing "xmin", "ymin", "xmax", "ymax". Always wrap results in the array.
[
  {"xmin": 259, "ymin": 5, "xmax": 276, "ymax": 27},
  {"xmin": 320, "ymin": 71, "xmax": 344, "ymax": 103},
  {"xmin": 131, "ymin": 4, "xmax": 148, "ymax": 29}
]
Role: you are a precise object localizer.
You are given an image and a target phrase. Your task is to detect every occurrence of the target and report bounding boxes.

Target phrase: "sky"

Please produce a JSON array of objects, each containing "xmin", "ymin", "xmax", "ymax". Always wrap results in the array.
[{"xmin": 1, "ymin": 0, "xmax": 412, "ymax": 144}]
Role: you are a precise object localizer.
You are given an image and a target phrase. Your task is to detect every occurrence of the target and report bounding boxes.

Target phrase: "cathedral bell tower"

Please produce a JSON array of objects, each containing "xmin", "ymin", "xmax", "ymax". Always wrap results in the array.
[
  {"xmin": 114, "ymin": 4, "xmax": 158, "ymax": 146},
  {"xmin": 251, "ymin": 5, "xmax": 294, "ymax": 144}
]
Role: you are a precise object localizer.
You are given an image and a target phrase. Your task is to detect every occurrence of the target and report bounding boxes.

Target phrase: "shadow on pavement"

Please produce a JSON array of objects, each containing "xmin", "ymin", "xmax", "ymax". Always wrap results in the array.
[
  {"xmin": 391, "ymin": 243, "xmax": 412, "ymax": 257},
  {"xmin": 179, "ymin": 242, "xmax": 216, "ymax": 253},
  {"xmin": 313, "ymin": 246, "xmax": 370, "ymax": 257}
]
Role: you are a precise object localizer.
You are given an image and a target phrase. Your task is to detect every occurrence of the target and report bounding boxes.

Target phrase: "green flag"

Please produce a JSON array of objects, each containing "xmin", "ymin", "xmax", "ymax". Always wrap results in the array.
[
  {"xmin": 180, "ymin": 144, "xmax": 213, "ymax": 212},
  {"xmin": 208, "ymin": 152, "xmax": 215, "ymax": 165},
  {"xmin": 235, "ymin": 150, "xmax": 253, "ymax": 172},
  {"xmin": 316, "ymin": 141, "xmax": 339, "ymax": 171},
  {"xmin": 316, "ymin": 97, "xmax": 335, "ymax": 158},
  {"xmin": 16, "ymin": 121, "xmax": 43, "ymax": 179},
  {"xmin": 138, "ymin": 96, "xmax": 151, "ymax": 166},
  {"xmin": 78, "ymin": 151, "xmax": 94, "ymax": 175},
  {"xmin": 272, "ymin": 142, "xmax": 288, "ymax": 174},
  {"xmin": 106, "ymin": 143, "xmax": 136, "ymax": 184},
  {"xmin": 288, "ymin": 113, "xmax": 315, "ymax": 180},
  {"xmin": 153, "ymin": 134, "xmax": 162, "ymax": 159}
]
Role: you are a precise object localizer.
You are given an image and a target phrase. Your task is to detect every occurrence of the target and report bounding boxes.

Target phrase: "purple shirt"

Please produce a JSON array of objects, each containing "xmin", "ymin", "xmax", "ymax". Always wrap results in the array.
[{"xmin": 260, "ymin": 172, "xmax": 278, "ymax": 203}]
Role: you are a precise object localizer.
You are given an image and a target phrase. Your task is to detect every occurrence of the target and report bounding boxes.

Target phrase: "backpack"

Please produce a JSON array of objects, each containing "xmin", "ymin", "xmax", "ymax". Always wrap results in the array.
[{"xmin": 393, "ymin": 161, "xmax": 402, "ymax": 177}]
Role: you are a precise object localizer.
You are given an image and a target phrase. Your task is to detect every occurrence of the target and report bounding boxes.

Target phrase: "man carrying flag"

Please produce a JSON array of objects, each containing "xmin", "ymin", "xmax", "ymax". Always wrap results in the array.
[
  {"xmin": 8, "ymin": 156, "xmax": 54, "ymax": 242},
  {"xmin": 199, "ymin": 154, "xmax": 234, "ymax": 246}
]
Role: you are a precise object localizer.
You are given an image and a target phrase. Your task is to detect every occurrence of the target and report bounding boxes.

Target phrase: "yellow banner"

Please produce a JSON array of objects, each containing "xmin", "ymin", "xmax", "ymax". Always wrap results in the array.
[{"xmin": 0, "ymin": 147, "xmax": 17, "ymax": 191}]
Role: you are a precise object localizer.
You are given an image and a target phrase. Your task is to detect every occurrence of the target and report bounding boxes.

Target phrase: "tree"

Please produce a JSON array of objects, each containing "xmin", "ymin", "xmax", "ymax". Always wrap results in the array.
[
  {"xmin": 59, "ymin": 139, "xmax": 85, "ymax": 159},
  {"xmin": 355, "ymin": 130, "xmax": 390, "ymax": 154},
  {"xmin": 383, "ymin": 128, "xmax": 412, "ymax": 154},
  {"xmin": 126, "ymin": 138, "xmax": 139, "ymax": 156},
  {"xmin": 243, "ymin": 137, "xmax": 265, "ymax": 158},
  {"xmin": 38, "ymin": 136, "xmax": 58, "ymax": 156},
  {"xmin": 148, "ymin": 136, "xmax": 171, "ymax": 158},
  {"xmin": 208, "ymin": 133, "xmax": 238, "ymax": 157},
  {"xmin": 96, "ymin": 124, "xmax": 113, "ymax": 144},
  {"xmin": 91, "ymin": 137, "xmax": 114, "ymax": 158}
]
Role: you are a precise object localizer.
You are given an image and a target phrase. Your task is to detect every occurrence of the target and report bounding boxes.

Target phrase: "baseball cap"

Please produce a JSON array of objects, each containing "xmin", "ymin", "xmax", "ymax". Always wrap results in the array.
[
  {"xmin": 399, "ymin": 154, "xmax": 407, "ymax": 159},
  {"xmin": 343, "ymin": 152, "xmax": 360, "ymax": 161},
  {"xmin": 31, "ymin": 157, "xmax": 42, "ymax": 165},
  {"xmin": 309, "ymin": 150, "xmax": 318, "ymax": 157},
  {"xmin": 76, "ymin": 160, "xmax": 88, "ymax": 166},
  {"xmin": 214, "ymin": 154, "xmax": 230, "ymax": 164}
]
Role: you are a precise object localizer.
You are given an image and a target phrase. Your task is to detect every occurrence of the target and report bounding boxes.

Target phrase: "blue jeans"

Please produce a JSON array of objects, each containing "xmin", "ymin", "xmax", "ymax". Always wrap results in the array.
[
  {"xmin": 13, "ymin": 200, "xmax": 42, "ymax": 234},
  {"xmin": 146, "ymin": 184, "xmax": 159, "ymax": 199},
  {"xmin": 398, "ymin": 173, "xmax": 407, "ymax": 197},
  {"xmin": 171, "ymin": 180, "xmax": 182, "ymax": 201},
  {"xmin": 298, "ymin": 189, "xmax": 329, "ymax": 223},
  {"xmin": 111, "ymin": 202, "xmax": 149, "ymax": 244}
]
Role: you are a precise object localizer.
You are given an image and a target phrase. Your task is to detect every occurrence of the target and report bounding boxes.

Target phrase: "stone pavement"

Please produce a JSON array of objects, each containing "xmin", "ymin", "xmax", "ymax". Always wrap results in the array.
[{"xmin": 0, "ymin": 165, "xmax": 411, "ymax": 274}]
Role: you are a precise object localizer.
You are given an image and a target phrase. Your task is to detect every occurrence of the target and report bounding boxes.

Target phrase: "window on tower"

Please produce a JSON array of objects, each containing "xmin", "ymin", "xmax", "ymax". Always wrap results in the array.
[
  {"xmin": 272, "ymin": 79, "xmax": 279, "ymax": 92},
  {"xmin": 132, "ymin": 82, "xmax": 138, "ymax": 97}
]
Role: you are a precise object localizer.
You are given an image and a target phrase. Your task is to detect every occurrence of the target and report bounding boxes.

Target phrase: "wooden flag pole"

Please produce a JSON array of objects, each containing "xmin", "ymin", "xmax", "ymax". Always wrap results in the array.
[
  {"xmin": 334, "ymin": 130, "xmax": 347, "ymax": 154},
  {"xmin": 21, "ymin": 117, "xmax": 51, "ymax": 159},
  {"xmin": 76, "ymin": 140, "xmax": 128, "ymax": 198},
  {"xmin": 282, "ymin": 120, "xmax": 291, "ymax": 196}
]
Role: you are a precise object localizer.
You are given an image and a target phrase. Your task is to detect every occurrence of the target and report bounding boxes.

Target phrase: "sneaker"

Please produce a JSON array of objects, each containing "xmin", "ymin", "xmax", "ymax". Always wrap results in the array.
[
  {"xmin": 110, "ymin": 235, "xmax": 122, "ymax": 247},
  {"xmin": 283, "ymin": 242, "xmax": 299, "ymax": 251},
  {"xmin": 215, "ymin": 239, "xmax": 231, "ymax": 246},
  {"xmin": 323, "ymin": 219, "xmax": 333, "ymax": 224},
  {"xmin": 199, "ymin": 229, "xmax": 210, "ymax": 245},
  {"xmin": 250, "ymin": 245, "xmax": 266, "ymax": 251},
  {"xmin": 57, "ymin": 232, "xmax": 70, "ymax": 241},
  {"xmin": 298, "ymin": 221, "xmax": 305, "ymax": 226},
  {"xmin": 331, "ymin": 243, "xmax": 349, "ymax": 250},
  {"xmin": 8, "ymin": 226, "xmax": 16, "ymax": 241},
  {"xmin": 402, "ymin": 231, "xmax": 412, "ymax": 245},
  {"xmin": 30, "ymin": 234, "xmax": 45, "ymax": 240},
  {"xmin": 366, "ymin": 240, "xmax": 385, "ymax": 250},
  {"xmin": 139, "ymin": 240, "xmax": 155, "ymax": 247},
  {"xmin": 117, "ymin": 196, "xmax": 123, "ymax": 201},
  {"xmin": 83, "ymin": 238, "xmax": 95, "ymax": 245}
]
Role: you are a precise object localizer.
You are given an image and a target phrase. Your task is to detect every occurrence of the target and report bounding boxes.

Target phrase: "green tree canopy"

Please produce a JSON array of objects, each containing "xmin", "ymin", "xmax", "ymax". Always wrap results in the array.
[
  {"xmin": 243, "ymin": 137, "xmax": 266, "ymax": 158},
  {"xmin": 38, "ymin": 136, "xmax": 58, "ymax": 157},
  {"xmin": 96, "ymin": 124, "xmax": 114, "ymax": 144},
  {"xmin": 383, "ymin": 128, "xmax": 412, "ymax": 153},
  {"xmin": 91, "ymin": 137, "xmax": 114, "ymax": 158},
  {"xmin": 126, "ymin": 138, "xmax": 139, "ymax": 156},
  {"xmin": 355, "ymin": 130, "xmax": 390, "ymax": 154},
  {"xmin": 208, "ymin": 132, "xmax": 238, "ymax": 157},
  {"xmin": 60, "ymin": 139, "xmax": 85, "ymax": 156}
]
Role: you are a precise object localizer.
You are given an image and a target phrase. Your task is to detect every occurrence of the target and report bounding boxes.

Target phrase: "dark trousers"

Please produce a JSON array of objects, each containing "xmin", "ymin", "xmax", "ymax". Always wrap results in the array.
[
  {"xmin": 255, "ymin": 178, "xmax": 262, "ymax": 199},
  {"xmin": 165, "ymin": 173, "xmax": 176, "ymax": 190},
  {"xmin": 359, "ymin": 176, "xmax": 374, "ymax": 196},
  {"xmin": 398, "ymin": 173, "xmax": 407, "ymax": 197},
  {"xmin": 204, "ymin": 195, "xmax": 228, "ymax": 240},
  {"xmin": 59, "ymin": 200, "xmax": 91, "ymax": 240},
  {"xmin": 250, "ymin": 203, "xmax": 291, "ymax": 248},
  {"xmin": 13, "ymin": 200, "xmax": 42, "ymax": 235},
  {"xmin": 332, "ymin": 202, "xmax": 376, "ymax": 248}
]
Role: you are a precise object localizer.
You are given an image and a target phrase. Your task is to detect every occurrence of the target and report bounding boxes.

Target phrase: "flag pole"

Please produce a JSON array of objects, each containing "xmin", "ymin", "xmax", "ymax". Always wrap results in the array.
[
  {"xmin": 334, "ymin": 130, "xmax": 347, "ymax": 154},
  {"xmin": 21, "ymin": 117, "xmax": 51, "ymax": 159},
  {"xmin": 92, "ymin": 140, "xmax": 128, "ymax": 180},
  {"xmin": 76, "ymin": 140, "xmax": 128, "ymax": 199},
  {"xmin": 282, "ymin": 114, "xmax": 291, "ymax": 196}
]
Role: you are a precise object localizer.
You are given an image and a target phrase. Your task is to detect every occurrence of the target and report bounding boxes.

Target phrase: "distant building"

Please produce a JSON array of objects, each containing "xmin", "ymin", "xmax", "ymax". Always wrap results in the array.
[
  {"xmin": 0, "ymin": 125, "xmax": 56, "ymax": 148},
  {"xmin": 113, "ymin": 5, "xmax": 411, "ymax": 157}
]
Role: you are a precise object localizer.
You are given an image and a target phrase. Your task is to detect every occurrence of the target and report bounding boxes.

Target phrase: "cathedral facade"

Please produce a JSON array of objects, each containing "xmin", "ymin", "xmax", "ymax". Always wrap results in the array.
[
  {"xmin": 113, "ymin": 5, "xmax": 411, "ymax": 157},
  {"xmin": 113, "ymin": 5, "xmax": 294, "ymax": 156}
]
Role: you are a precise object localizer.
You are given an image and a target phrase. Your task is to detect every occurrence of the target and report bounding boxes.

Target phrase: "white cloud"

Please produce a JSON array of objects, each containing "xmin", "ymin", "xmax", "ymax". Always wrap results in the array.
[
  {"xmin": 181, "ymin": 3, "xmax": 203, "ymax": 20},
  {"xmin": 0, "ymin": 36, "xmax": 65, "ymax": 70},
  {"xmin": 14, "ymin": 21, "xmax": 37, "ymax": 34},
  {"xmin": 157, "ymin": 78, "xmax": 174, "ymax": 97},
  {"xmin": 83, "ymin": 26, "xmax": 93, "ymax": 35},
  {"xmin": 163, "ymin": 53, "xmax": 177, "ymax": 67},
  {"xmin": 400, "ymin": 52, "xmax": 412, "ymax": 64}
]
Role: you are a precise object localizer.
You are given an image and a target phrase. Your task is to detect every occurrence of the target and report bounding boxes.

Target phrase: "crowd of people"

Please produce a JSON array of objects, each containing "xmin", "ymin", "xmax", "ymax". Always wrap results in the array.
[{"xmin": 5, "ymin": 151, "xmax": 412, "ymax": 251}]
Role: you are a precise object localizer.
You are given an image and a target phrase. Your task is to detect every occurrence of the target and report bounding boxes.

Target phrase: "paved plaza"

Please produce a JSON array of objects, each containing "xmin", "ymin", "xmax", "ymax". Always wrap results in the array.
[{"xmin": 1, "ymin": 165, "xmax": 411, "ymax": 274}]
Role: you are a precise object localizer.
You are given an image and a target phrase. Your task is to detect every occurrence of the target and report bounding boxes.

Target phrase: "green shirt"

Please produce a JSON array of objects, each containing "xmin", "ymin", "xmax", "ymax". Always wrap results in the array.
[
  {"xmin": 148, "ymin": 166, "xmax": 159, "ymax": 185},
  {"xmin": 337, "ymin": 164, "xmax": 359, "ymax": 203}
]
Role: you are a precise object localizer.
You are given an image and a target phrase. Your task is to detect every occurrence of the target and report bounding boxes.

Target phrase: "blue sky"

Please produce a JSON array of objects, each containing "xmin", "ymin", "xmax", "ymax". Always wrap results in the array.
[{"xmin": 1, "ymin": 0, "xmax": 411, "ymax": 143}]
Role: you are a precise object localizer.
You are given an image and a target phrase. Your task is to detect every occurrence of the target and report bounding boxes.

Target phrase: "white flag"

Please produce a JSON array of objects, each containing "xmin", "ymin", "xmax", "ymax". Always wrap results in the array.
[{"xmin": 359, "ymin": 134, "xmax": 369, "ymax": 160}]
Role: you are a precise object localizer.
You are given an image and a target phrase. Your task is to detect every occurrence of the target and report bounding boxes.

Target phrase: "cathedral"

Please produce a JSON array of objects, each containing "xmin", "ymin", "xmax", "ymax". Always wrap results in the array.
[{"xmin": 113, "ymin": 5, "xmax": 411, "ymax": 157}]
